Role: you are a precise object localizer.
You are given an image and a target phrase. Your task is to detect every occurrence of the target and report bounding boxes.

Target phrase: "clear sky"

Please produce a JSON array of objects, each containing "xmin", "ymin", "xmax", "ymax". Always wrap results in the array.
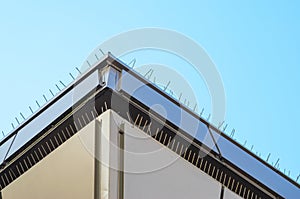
[{"xmin": 0, "ymin": 1, "xmax": 299, "ymax": 182}]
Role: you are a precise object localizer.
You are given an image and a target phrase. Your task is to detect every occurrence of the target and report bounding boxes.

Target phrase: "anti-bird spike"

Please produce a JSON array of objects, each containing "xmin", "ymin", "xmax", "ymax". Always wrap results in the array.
[
  {"xmin": 218, "ymin": 121, "xmax": 225, "ymax": 129},
  {"xmin": 223, "ymin": 124, "xmax": 228, "ymax": 132},
  {"xmin": 193, "ymin": 103, "xmax": 197, "ymax": 111},
  {"xmin": 20, "ymin": 112, "xmax": 25, "ymax": 120},
  {"xmin": 59, "ymin": 81, "xmax": 66, "ymax": 87},
  {"xmin": 49, "ymin": 89, "xmax": 54, "ymax": 97},
  {"xmin": 43, "ymin": 95, "xmax": 47, "ymax": 102},
  {"xmin": 144, "ymin": 69, "xmax": 153, "ymax": 77},
  {"xmin": 95, "ymin": 54, "xmax": 99, "ymax": 61},
  {"xmin": 148, "ymin": 69, "xmax": 154, "ymax": 79},
  {"xmin": 86, "ymin": 60, "xmax": 91, "ymax": 67},
  {"xmin": 230, "ymin": 129, "xmax": 235, "ymax": 138},
  {"xmin": 274, "ymin": 158, "xmax": 280, "ymax": 168},
  {"xmin": 266, "ymin": 153, "xmax": 271, "ymax": 162},
  {"xmin": 29, "ymin": 106, "xmax": 34, "ymax": 114},
  {"xmin": 99, "ymin": 48, "xmax": 105, "ymax": 55},
  {"xmin": 178, "ymin": 93, "xmax": 182, "ymax": 101},
  {"xmin": 69, "ymin": 73, "xmax": 75, "ymax": 80},
  {"xmin": 296, "ymin": 174, "xmax": 300, "ymax": 182},
  {"xmin": 128, "ymin": 58, "xmax": 136, "ymax": 68},
  {"xmin": 164, "ymin": 81, "xmax": 171, "ymax": 91},
  {"xmin": 55, "ymin": 84, "xmax": 61, "ymax": 91},
  {"xmin": 36, "ymin": 100, "xmax": 40, "ymax": 108},
  {"xmin": 75, "ymin": 67, "xmax": 82, "ymax": 74},
  {"xmin": 207, "ymin": 114, "xmax": 211, "ymax": 121},
  {"xmin": 15, "ymin": 117, "xmax": 20, "ymax": 124},
  {"xmin": 200, "ymin": 108, "xmax": 204, "ymax": 116}
]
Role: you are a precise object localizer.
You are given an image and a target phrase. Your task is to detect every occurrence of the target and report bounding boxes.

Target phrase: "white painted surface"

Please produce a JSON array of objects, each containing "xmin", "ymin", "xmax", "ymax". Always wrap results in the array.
[{"xmin": 224, "ymin": 188, "xmax": 243, "ymax": 199}]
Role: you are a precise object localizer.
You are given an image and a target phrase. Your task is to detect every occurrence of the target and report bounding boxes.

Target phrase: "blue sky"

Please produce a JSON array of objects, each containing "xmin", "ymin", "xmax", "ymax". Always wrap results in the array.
[{"xmin": 0, "ymin": 1, "xmax": 299, "ymax": 181}]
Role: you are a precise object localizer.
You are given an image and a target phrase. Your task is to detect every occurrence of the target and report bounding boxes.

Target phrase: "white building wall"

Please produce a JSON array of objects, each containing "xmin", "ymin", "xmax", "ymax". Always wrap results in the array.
[
  {"xmin": 108, "ymin": 110, "xmax": 225, "ymax": 199},
  {"xmin": 1, "ymin": 110, "xmax": 243, "ymax": 199},
  {"xmin": 2, "ymin": 119, "xmax": 96, "ymax": 199}
]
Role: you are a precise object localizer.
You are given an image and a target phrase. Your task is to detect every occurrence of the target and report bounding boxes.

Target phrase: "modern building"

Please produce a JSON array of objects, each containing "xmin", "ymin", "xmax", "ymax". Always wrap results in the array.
[{"xmin": 0, "ymin": 53, "xmax": 299, "ymax": 198}]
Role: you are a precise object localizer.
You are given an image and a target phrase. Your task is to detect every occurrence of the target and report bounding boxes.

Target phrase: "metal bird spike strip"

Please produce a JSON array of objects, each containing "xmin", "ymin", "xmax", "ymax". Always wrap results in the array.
[
  {"xmin": 0, "ymin": 56, "xmax": 299, "ymax": 186},
  {"xmin": 130, "ymin": 62, "xmax": 280, "ymax": 175},
  {"xmin": 6, "ymin": 64, "xmax": 86, "ymax": 143}
]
